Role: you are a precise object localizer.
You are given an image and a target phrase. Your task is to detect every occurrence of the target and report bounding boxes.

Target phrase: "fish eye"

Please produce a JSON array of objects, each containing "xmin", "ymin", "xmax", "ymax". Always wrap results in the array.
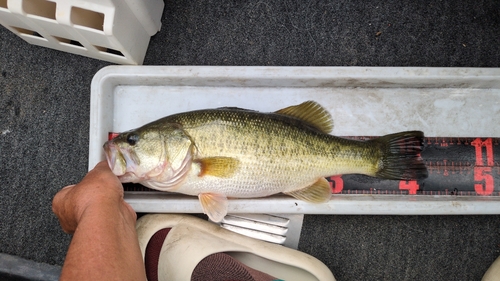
[{"xmin": 126, "ymin": 133, "xmax": 139, "ymax": 146}]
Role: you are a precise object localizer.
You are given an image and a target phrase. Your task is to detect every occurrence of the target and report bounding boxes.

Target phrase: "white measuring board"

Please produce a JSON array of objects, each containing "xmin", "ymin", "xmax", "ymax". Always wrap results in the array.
[{"xmin": 89, "ymin": 66, "xmax": 500, "ymax": 215}]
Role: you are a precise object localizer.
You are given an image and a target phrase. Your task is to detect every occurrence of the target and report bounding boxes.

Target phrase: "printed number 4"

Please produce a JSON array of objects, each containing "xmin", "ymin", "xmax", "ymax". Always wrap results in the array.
[{"xmin": 399, "ymin": 180, "xmax": 419, "ymax": 195}]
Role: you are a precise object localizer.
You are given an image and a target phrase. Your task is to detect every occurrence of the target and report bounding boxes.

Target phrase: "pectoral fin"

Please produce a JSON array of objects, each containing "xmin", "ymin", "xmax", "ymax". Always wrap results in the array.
[
  {"xmin": 198, "ymin": 157, "xmax": 240, "ymax": 178},
  {"xmin": 284, "ymin": 178, "xmax": 331, "ymax": 203},
  {"xmin": 198, "ymin": 193, "xmax": 229, "ymax": 222}
]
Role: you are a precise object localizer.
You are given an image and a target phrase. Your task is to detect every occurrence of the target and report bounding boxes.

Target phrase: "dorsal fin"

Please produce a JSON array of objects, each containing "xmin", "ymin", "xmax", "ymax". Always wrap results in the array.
[{"xmin": 275, "ymin": 101, "xmax": 333, "ymax": 134}]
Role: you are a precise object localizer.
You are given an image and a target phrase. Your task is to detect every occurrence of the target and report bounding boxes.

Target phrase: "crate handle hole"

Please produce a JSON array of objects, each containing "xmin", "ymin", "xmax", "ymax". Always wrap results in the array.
[
  {"xmin": 53, "ymin": 36, "xmax": 85, "ymax": 48},
  {"xmin": 71, "ymin": 7, "xmax": 104, "ymax": 31},
  {"xmin": 94, "ymin": 45, "xmax": 124, "ymax": 57},
  {"xmin": 22, "ymin": 0, "xmax": 56, "ymax": 20},
  {"xmin": 11, "ymin": 26, "xmax": 44, "ymax": 38}
]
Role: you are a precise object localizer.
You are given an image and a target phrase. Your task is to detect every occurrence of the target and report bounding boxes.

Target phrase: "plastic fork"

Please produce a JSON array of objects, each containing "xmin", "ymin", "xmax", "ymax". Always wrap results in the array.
[{"xmin": 213, "ymin": 213, "xmax": 305, "ymax": 249}]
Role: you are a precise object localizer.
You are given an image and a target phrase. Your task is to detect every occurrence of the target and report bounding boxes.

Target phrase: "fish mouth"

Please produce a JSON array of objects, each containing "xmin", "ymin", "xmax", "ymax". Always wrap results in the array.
[
  {"xmin": 103, "ymin": 140, "xmax": 162, "ymax": 183},
  {"xmin": 103, "ymin": 141, "xmax": 118, "ymax": 172},
  {"xmin": 103, "ymin": 141, "xmax": 130, "ymax": 177}
]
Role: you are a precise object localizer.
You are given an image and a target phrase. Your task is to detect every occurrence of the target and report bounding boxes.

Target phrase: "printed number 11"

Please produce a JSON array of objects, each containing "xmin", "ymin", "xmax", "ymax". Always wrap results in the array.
[{"xmin": 471, "ymin": 138, "xmax": 495, "ymax": 195}]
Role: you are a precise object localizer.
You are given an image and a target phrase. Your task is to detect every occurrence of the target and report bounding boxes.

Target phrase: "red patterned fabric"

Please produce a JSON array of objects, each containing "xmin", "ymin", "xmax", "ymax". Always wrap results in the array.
[
  {"xmin": 144, "ymin": 228, "xmax": 278, "ymax": 281},
  {"xmin": 191, "ymin": 252, "xmax": 277, "ymax": 281},
  {"xmin": 145, "ymin": 228, "xmax": 171, "ymax": 281}
]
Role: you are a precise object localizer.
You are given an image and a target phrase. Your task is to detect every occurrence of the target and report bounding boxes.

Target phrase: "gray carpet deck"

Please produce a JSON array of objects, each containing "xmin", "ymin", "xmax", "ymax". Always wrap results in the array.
[{"xmin": 1, "ymin": 1, "xmax": 499, "ymax": 280}]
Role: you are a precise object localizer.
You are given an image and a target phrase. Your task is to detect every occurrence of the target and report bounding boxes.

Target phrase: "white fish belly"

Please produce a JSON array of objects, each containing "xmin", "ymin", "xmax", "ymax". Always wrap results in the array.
[{"xmin": 172, "ymin": 161, "xmax": 321, "ymax": 198}]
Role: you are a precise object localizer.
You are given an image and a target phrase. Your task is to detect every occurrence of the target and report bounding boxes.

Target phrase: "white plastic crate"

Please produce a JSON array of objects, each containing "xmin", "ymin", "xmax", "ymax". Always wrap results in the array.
[
  {"xmin": 89, "ymin": 66, "xmax": 500, "ymax": 216},
  {"xmin": 0, "ymin": 0, "xmax": 164, "ymax": 64}
]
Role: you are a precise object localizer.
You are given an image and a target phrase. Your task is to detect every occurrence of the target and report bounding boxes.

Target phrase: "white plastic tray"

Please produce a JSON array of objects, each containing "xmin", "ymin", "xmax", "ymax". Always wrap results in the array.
[{"xmin": 89, "ymin": 66, "xmax": 500, "ymax": 215}]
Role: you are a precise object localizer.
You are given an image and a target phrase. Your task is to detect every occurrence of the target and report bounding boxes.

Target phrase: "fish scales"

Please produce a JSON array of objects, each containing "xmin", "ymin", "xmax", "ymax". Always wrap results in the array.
[{"xmin": 162, "ymin": 108, "xmax": 379, "ymax": 197}]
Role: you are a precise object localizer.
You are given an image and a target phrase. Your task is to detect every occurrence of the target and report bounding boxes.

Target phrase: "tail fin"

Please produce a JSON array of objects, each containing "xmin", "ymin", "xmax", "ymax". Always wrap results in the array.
[{"xmin": 370, "ymin": 131, "xmax": 428, "ymax": 180}]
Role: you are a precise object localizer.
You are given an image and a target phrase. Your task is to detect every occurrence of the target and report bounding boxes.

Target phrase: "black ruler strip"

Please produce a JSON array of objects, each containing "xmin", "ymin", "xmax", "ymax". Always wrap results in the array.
[{"xmin": 327, "ymin": 137, "xmax": 500, "ymax": 196}]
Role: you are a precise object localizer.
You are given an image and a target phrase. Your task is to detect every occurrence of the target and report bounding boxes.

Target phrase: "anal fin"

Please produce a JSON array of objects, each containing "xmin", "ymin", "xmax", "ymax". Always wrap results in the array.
[
  {"xmin": 284, "ymin": 178, "xmax": 331, "ymax": 203},
  {"xmin": 198, "ymin": 193, "xmax": 229, "ymax": 222}
]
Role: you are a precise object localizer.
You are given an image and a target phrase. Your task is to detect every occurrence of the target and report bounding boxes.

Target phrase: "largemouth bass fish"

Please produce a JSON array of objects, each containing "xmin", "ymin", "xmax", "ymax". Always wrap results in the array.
[{"xmin": 104, "ymin": 101, "xmax": 427, "ymax": 222}]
